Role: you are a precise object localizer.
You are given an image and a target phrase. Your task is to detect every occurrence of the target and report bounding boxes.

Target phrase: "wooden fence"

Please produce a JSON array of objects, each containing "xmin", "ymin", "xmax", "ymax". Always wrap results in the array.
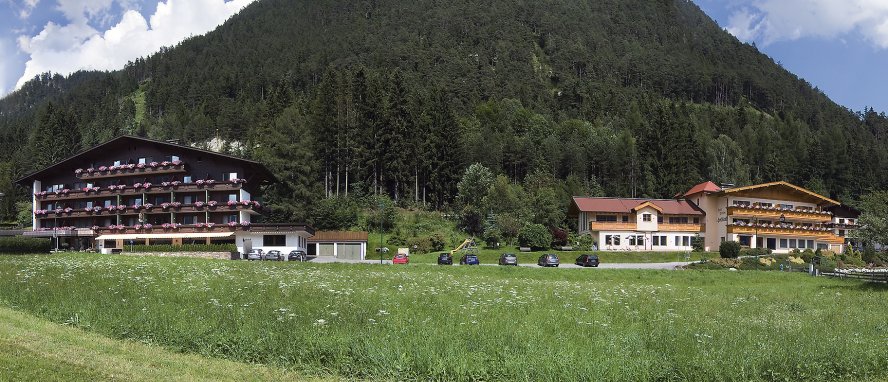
[{"xmin": 823, "ymin": 270, "xmax": 888, "ymax": 283}]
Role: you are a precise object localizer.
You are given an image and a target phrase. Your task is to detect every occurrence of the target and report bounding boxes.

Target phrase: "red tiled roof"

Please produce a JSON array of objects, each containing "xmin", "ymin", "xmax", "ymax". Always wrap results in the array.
[
  {"xmin": 683, "ymin": 181, "xmax": 722, "ymax": 196},
  {"xmin": 572, "ymin": 197, "xmax": 703, "ymax": 215}
]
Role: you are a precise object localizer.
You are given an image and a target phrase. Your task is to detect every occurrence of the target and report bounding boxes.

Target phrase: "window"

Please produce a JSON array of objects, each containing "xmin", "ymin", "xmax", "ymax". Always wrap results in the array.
[
  {"xmin": 738, "ymin": 235, "xmax": 751, "ymax": 247},
  {"xmin": 629, "ymin": 236, "xmax": 637, "ymax": 246},
  {"xmin": 133, "ymin": 198, "xmax": 142, "ymax": 206},
  {"xmin": 104, "ymin": 200, "xmax": 112, "ymax": 208},
  {"xmin": 642, "ymin": 214, "xmax": 652, "ymax": 222},
  {"xmin": 622, "ymin": 215, "xmax": 629, "ymax": 223},
  {"xmin": 760, "ymin": 203, "xmax": 773, "ymax": 208},
  {"xmin": 797, "ymin": 240, "xmax": 806, "ymax": 249},
  {"xmin": 669, "ymin": 217, "xmax": 689, "ymax": 224},
  {"xmin": 226, "ymin": 172, "xmax": 239, "ymax": 180},
  {"xmin": 605, "ymin": 235, "xmax": 613, "ymax": 245},
  {"xmin": 693, "ymin": 217, "xmax": 699, "ymax": 224},
  {"xmin": 113, "ymin": 160, "xmax": 121, "ymax": 166},
  {"xmin": 171, "ymin": 155, "xmax": 180, "ymax": 162},
  {"xmin": 839, "ymin": 230, "xmax": 846, "ymax": 237},
  {"xmin": 653, "ymin": 236, "xmax": 667, "ymax": 246},
  {"xmin": 789, "ymin": 239, "xmax": 797, "ymax": 248},
  {"xmin": 778, "ymin": 204, "xmax": 794, "ymax": 209},
  {"xmin": 780, "ymin": 239, "xmax": 788, "ymax": 248},
  {"xmin": 817, "ymin": 243, "xmax": 828, "ymax": 250},
  {"xmin": 733, "ymin": 200, "xmax": 751, "ymax": 207},
  {"xmin": 596, "ymin": 215, "xmax": 617, "ymax": 222},
  {"xmin": 838, "ymin": 219, "xmax": 845, "ymax": 224},
  {"xmin": 637, "ymin": 236, "xmax": 644, "ymax": 245},
  {"xmin": 183, "ymin": 195, "xmax": 193, "ymax": 204},
  {"xmin": 613, "ymin": 236, "xmax": 621, "ymax": 245},
  {"xmin": 180, "ymin": 215, "xmax": 195, "ymax": 225},
  {"xmin": 183, "ymin": 175, "xmax": 192, "ymax": 184},
  {"xmin": 263, "ymin": 235, "xmax": 286, "ymax": 246},
  {"xmin": 807, "ymin": 240, "xmax": 814, "ymax": 249},
  {"xmin": 138, "ymin": 158, "xmax": 146, "ymax": 165},
  {"xmin": 657, "ymin": 216, "xmax": 663, "ymax": 224},
  {"xmin": 682, "ymin": 236, "xmax": 690, "ymax": 247},
  {"xmin": 228, "ymin": 194, "xmax": 238, "ymax": 202},
  {"xmin": 223, "ymin": 214, "xmax": 238, "ymax": 223}
]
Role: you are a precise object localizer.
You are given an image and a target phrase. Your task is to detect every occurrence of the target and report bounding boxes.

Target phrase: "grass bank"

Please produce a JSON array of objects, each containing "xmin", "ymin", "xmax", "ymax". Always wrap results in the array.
[
  {"xmin": 1, "ymin": 254, "xmax": 887, "ymax": 381},
  {"xmin": 0, "ymin": 304, "xmax": 325, "ymax": 381}
]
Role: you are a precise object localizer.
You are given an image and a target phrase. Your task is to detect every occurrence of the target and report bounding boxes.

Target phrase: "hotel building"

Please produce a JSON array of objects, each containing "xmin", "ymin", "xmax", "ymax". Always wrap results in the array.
[
  {"xmin": 16, "ymin": 136, "xmax": 313, "ymax": 254},
  {"xmin": 572, "ymin": 181, "xmax": 851, "ymax": 253}
]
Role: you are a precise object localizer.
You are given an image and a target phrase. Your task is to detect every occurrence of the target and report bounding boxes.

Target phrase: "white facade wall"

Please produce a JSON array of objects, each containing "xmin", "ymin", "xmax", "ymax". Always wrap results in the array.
[
  {"xmin": 635, "ymin": 206, "xmax": 659, "ymax": 232},
  {"xmin": 235, "ymin": 231, "xmax": 310, "ymax": 254},
  {"xmin": 32, "ymin": 180, "xmax": 41, "ymax": 230},
  {"xmin": 597, "ymin": 231, "xmax": 696, "ymax": 251}
]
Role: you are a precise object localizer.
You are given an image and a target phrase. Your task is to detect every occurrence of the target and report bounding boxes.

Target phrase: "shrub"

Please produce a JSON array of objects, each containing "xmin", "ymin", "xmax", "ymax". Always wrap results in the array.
[
  {"xmin": 740, "ymin": 248, "xmax": 771, "ymax": 257},
  {"xmin": 549, "ymin": 227, "xmax": 567, "ymax": 247},
  {"xmin": 0, "ymin": 237, "xmax": 52, "ymax": 254},
  {"xmin": 518, "ymin": 223, "xmax": 550, "ymax": 250},
  {"xmin": 709, "ymin": 257, "xmax": 741, "ymax": 268},
  {"xmin": 800, "ymin": 249, "xmax": 815, "ymax": 264},
  {"xmin": 719, "ymin": 241, "xmax": 741, "ymax": 259},
  {"xmin": 691, "ymin": 236, "xmax": 705, "ymax": 252}
]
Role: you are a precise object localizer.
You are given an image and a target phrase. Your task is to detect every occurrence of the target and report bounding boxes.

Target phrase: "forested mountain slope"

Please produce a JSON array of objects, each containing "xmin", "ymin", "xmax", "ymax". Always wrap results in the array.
[{"xmin": 0, "ymin": 0, "xmax": 886, "ymax": 224}]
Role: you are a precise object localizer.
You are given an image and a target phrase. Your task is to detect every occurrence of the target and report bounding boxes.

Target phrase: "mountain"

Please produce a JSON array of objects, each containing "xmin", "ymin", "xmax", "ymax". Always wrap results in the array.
[{"xmin": 1, "ymin": 0, "xmax": 887, "ymax": 224}]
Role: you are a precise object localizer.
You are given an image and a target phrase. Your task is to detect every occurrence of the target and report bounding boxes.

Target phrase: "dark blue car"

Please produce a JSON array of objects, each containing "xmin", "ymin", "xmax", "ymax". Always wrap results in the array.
[{"xmin": 459, "ymin": 253, "xmax": 480, "ymax": 265}]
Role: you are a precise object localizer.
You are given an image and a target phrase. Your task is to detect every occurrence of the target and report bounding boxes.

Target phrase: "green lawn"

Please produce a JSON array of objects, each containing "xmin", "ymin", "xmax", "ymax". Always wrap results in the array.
[
  {"xmin": 1, "ymin": 253, "xmax": 887, "ymax": 381},
  {"xmin": 0, "ymin": 304, "xmax": 327, "ymax": 381}
]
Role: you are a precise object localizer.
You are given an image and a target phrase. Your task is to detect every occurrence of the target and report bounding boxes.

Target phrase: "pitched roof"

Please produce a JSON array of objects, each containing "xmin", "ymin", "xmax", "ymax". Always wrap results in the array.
[
  {"xmin": 717, "ymin": 181, "xmax": 839, "ymax": 206},
  {"xmin": 572, "ymin": 197, "xmax": 703, "ymax": 215},
  {"xmin": 15, "ymin": 135, "xmax": 276, "ymax": 185},
  {"xmin": 683, "ymin": 181, "xmax": 722, "ymax": 196}
]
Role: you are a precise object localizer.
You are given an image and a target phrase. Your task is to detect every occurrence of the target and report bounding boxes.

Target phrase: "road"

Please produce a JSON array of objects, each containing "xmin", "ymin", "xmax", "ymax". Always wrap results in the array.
[{"xmin": 300, "ymin": 256, "xmax": 693, "ymax": 270}]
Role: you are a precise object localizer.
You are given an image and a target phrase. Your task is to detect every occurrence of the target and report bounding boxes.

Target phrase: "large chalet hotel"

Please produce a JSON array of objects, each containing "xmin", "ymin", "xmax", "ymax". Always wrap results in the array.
[
  {"xmin": 570, "ymin": 181, "xmax": 858, "ymax": 253},
  {"xmin": 16, "ymin": 136, "xmax": 313, "ymax": 254}
]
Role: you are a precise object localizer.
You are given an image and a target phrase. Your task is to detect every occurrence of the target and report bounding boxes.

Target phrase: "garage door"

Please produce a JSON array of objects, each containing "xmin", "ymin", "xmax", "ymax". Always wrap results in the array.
[
  {"xmin": 337, "ymin": 243, "xmax": 363, "ymax": 260},
  {"xmin": 318, "ymin": 243, "xmax": 335, "ymax": 257}
]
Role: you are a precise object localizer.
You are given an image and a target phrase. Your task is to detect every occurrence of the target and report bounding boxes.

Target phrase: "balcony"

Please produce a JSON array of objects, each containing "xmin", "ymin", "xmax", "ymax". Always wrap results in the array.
[
  {"xmin": 94, "ymin": 224, "xmax": 247, "ymax": 235},
  {"xmin": 727, "ymin": 206, "xmax": 832, "ymax": 223},
  {"xmin": 727, "ymin": 223, "xmax": 844, "ymax": 243},
  {"xmin": 589, "ymin": 222, "xmax": 637, "ymax": 231},
  {"xmin": 74, "ymin": 163, "xmax": 186, "ymax": 180},
  {"xmin": 35, "ymin": 181, "xmax": 246, "ymax": 202},
  {"xmin": 36, "ymin": 201, "xmax": 261, "ymax": 219},
  {"xmin": 658, "ymin": 223, "xmax": 705, "ymax": 232}
]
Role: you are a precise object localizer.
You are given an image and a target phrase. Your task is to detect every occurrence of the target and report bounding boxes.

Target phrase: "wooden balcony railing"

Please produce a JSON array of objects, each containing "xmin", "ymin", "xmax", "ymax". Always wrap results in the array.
[
  {"xmin": 36, "ymin": 182, "xmax": 245, "ymax": 202},
  {"xmin": 658, "ymin": 223, "xmax": 705, "ymax": 232},
  {"xmin": 727, "ymin": 224, "xmax": 844, "ymax": 244},
  {"xmin": 589, "ymin": 222, "xmax": 637, "ymax": 231},
  {"xmin": 727, "ymin": 206, "xmax": 832, "ymax": 223},
  {"xmin": 75, "ymin": 163, "xmax": 186, "ymax": 180},
  {"xmin": 36, "ymin": 202, "xmax": 259, "ymax": 220}
]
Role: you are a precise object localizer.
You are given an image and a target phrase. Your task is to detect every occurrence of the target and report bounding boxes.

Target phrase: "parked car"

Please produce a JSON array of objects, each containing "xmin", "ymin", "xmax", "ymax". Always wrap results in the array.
[
  {"xmin": 459, "ymin": 253, "xmax": 480, "ymax": 265},
  {"xmin": 575, "ymin": 254, "xmax": 600, "ymax": 267},
  {"xmin": 392, "ymin": 254, "xmax": 409, "ymax": 264},
  {"xmin": 437, "ymin": 253, "xmax": 453, "ymax": 265},
  {"xmin": 537, "ymin": 253, "xmax": 560, "ymax": 267},
  {"xmin": 288, "ymin": 250, "xmax": 307, "ymax": 262},
  {"xmin": 498, "ymin": 253, "xmax": 518, "ymax": 266},
  {"xmin": 246, "ymin": 249, "xmax": 263, "ymax": 261},
  {"xmin": 265, "ymin": 250, "xmax": 283, "ymax": 261}
]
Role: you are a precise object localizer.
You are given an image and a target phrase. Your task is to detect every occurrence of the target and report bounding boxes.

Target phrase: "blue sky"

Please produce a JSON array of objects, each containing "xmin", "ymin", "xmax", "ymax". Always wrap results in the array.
[{"xmin": 1, "ymin": 0, "xmax": 887, "ymax": 114}]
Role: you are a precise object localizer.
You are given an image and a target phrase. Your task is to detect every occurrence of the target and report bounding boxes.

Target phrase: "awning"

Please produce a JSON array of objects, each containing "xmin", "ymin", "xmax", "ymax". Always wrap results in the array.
[{"xmin": 95, "ymin": 232, "xmax": 234, "ymax": 240}]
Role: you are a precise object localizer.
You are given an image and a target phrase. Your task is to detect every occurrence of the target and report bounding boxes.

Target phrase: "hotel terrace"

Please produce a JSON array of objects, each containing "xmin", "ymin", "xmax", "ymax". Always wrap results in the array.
[
  {"xmin": 571, "ymin": 181, "xmax": 858, "ymax": 253},
  {"xmin": 16, "ymin": 136, "xmax": 313, "ymax": 254}
]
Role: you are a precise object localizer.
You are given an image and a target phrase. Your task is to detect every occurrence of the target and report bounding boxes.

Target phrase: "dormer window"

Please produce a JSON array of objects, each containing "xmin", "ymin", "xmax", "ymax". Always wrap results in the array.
[{"xmin": 642, "ymin": 214, "xmax": 652, "ymax": 222}]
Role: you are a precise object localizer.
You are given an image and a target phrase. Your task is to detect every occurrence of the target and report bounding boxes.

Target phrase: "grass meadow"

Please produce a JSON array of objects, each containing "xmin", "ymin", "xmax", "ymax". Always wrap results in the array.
[{"xmin": 0, "ymin": 254, "xmax": 886, "ymax": 381}]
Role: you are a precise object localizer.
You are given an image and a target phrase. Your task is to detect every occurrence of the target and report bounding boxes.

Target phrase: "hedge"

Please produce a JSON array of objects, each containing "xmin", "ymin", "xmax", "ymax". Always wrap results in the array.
[
  {"xmin": 0, "ymin": 237, "xmax": 52, "ymax": 254},
  {"xmin": 125, "ymin": 244, "xmax": 237, "ymax": 253}
]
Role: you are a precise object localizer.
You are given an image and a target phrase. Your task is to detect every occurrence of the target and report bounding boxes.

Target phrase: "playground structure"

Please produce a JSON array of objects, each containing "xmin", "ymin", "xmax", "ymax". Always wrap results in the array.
[{"xmin": 449, "ymin": 237, "xmax": 478, "ymax": 256}]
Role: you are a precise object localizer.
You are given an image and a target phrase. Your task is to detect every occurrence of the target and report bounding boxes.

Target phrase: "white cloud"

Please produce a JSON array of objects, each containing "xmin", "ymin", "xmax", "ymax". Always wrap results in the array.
[
  {"xmin": 17, "ymin": 0, "xmax": 41, "ymax": 19},
  {"xmin": 0, "ymin": 39, "xmax": 9, "ymax": 96},
  {"xmin": 725, "ymin": 0, "xmax": 888, "ymax": 48},
  {"xmin": 14, "ymin": 0, "xmax": 255, "ymax": 89}
]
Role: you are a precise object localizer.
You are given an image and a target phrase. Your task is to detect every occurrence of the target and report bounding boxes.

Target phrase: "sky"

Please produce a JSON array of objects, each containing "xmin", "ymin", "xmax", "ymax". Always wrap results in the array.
[{"xmin": 0, "ymin": 1, "xmax": 887, "ymax": 113}]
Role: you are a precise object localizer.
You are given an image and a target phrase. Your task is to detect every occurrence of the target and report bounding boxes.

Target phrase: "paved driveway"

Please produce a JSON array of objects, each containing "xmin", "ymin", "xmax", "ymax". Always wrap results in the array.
[{"xmin": 300, "ymin": 256, "xmax": 692, "ymax": 270}]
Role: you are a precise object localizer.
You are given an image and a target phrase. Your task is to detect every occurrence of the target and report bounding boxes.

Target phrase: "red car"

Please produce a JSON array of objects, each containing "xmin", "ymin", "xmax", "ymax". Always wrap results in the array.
[{"xmin": 392, "ymin": 254, "xmax": 409, "ymax": 264}]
